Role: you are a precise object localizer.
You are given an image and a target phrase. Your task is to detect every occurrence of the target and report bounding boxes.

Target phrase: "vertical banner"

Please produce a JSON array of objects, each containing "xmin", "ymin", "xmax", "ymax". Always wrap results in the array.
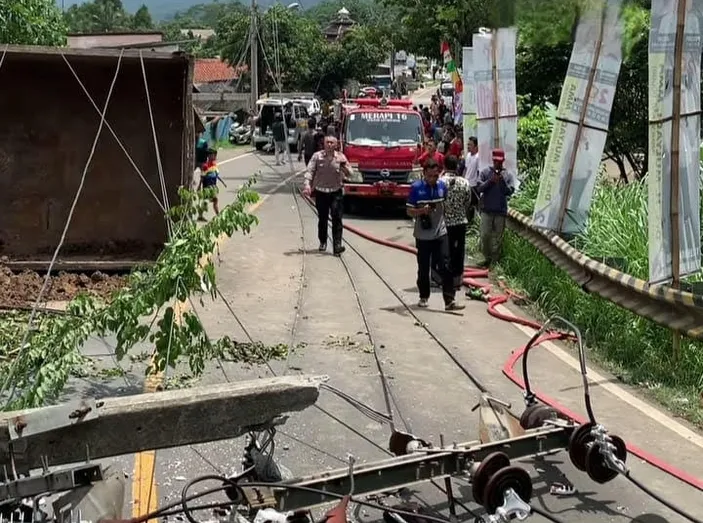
[
  {"xmin": 473, "ymin": 27, "xmax": 518, "ymax": 175},
  {"xmin": 441, "ymin": 41, "xmax": 464, "ymax": 124},
  {"xmin": 453, "ymin": 92, "xmax": 463, "ymax": 125},
  {"xmin": 648, "ymin": 0, "xmax": 703, "ymax": 284},
  {"xmin": 532, "ymin": 0, "xmax": 623, "ymax": 234},
  {"xmin": 462, "ymin": 47, "xmax": 478, "ymax": 158}
]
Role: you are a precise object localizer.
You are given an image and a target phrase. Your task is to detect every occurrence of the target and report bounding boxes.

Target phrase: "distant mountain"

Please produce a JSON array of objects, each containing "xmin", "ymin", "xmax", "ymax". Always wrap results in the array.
[{"xmin": 57, "ymin": 0, "xmax": 325, "ymax": 21}]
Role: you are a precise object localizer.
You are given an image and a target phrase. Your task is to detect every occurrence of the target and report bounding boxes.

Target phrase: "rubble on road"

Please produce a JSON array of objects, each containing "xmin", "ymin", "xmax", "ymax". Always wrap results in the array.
[{"xmin": 0, "ymin": 264, "xmax": 127, "ymax": 308}]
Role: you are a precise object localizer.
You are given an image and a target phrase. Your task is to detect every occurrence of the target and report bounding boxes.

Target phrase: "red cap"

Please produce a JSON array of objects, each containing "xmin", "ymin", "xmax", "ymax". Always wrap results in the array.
[{"xmin": 492, "ymin": 148, "xmax": 505, "ymax": 161}]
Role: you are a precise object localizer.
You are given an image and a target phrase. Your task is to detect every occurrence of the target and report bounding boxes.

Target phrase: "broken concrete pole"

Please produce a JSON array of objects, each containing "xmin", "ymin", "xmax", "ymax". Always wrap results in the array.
[{"xmin": 0, "ymin": 375, "xmax": 326, "ymax": 469}]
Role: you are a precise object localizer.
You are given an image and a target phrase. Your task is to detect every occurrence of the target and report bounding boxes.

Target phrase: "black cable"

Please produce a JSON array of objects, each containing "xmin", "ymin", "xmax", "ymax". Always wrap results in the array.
[
  {"xmin": 334, "ymin": 224, "xmax": 411, "ymax": 433},
  {"xmin": 235, "ymin": 480, "xmax": 453, "ymax": 523},
  {"xmin": 295, "ymin": 183, "xmax": 494, "ymax": 396},
  {"xmin": 430, "ymin": 478, "xmax": 479, "ymax": 518},
  {"xmin": 261, "ymin": 154, "xmax": 408, "ymax": 433},
  {"xmin": 530, "ymin": 506, "xmax": 568, "ymax": 523},
  {"xmin": 132, "ymin": 484, "xmax": 228, "ymax": 523},
  {"xmin": 520, "ymin": 328, "xmax": 543, "ymax": 404},
  {"xmin": 623, "ymin": 472, "xmax": 703, "ymax": 523},
  {"xmin": 154, "ymin": 500, "xmax": 231, "ymax": 519},
  {"xmin": 137, "ymin": 471, "xmax": 455, "ymax": 523},
  {"xmin": 519, "ymin": 315, "xmax": 596, "ymax": 425},
  {"xmin": 131, "ymin": 465, "xmax": 258, "ymax": 523},
  {"xmin": 181, "ymin": 474, "xmax": 244, "ymax": 523}
]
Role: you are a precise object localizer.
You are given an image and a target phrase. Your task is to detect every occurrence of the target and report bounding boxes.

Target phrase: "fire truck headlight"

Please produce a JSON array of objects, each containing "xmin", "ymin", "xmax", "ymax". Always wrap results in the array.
[{"xmin": 407, "ymin": 167, "xmax": 423, "ymax": 182}]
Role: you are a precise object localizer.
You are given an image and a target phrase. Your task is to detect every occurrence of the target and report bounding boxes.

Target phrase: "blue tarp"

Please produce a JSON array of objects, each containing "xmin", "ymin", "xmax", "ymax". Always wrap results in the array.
[{"xmin": 202, "ymin": 115, "xmax": 234, "ymax": 143}]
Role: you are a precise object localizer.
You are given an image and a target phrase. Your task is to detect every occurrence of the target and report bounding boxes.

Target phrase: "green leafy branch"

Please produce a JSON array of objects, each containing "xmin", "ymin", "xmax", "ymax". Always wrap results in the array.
[{"xmin": 0, "ymin": 178, "xmax": 286, "ymax": 411}]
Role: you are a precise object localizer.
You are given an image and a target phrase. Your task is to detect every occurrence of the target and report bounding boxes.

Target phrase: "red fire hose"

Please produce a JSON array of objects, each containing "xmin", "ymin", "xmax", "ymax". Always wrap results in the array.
[{"xmin": 340, "ymin": 219, "xmax": 703, "ymax": 492}]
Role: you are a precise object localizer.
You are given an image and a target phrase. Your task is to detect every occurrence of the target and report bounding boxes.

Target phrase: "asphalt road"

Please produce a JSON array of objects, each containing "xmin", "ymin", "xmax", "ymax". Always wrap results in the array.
[
  {"xmin": 55, "ymin": 92, "xmax": 703, "ymax": 523},
  {"xmin": 143, "ymin": 150, "xmax": 702, "ymax": 523}
]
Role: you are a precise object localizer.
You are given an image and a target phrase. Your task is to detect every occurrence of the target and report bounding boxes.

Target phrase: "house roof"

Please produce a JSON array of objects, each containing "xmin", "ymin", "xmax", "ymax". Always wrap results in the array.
[
  {"xmin": 67, "ymin": 31, "xmax": 164, "ymax": 37},
  {"xmin": 194, "ymin": 58, "xmax": 247, "ymax": 83},
  {"xmin": 181, "ymin": 29, "xmax": 215, "ymax": 40}
]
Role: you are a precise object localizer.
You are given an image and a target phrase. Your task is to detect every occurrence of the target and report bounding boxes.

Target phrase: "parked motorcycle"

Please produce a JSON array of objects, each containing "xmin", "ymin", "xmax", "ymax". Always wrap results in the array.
[{"xmin": 229, "ymin": 120, "xmax": 252, "ymax": 145}]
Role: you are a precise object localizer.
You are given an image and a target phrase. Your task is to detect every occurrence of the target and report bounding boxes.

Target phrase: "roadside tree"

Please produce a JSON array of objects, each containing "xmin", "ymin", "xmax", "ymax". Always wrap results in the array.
[
  {"xmin": 131, "ymin": 4, "xmax": 154, "ymax": 30},
  {"xmin": 168, "ymin": 1, "xmax": 247, "ymax": 30},
  {"xmin": 311, "ymin": 25, "xmax": 391, "ymax": 99},
  {"xmin": 217, "ymin": 6, "xmax": 388, "ymax": 97},
  {"xmin": 0, "ymin": 0, "xmax": 67, "ymax": 45},
  {"xmin": 63, "ymin": 0, "xmax": 131, "ymax": 33}
]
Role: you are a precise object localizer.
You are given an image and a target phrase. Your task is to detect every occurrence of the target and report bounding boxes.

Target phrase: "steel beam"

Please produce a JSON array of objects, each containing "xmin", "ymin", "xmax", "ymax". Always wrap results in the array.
[
  {"xmin": 244, "ymin": 427, "xmax": 574, "ymax": 511},
  {"xmin": 0, "ymin": 463, "xmax": 102, "ymax": 500}
]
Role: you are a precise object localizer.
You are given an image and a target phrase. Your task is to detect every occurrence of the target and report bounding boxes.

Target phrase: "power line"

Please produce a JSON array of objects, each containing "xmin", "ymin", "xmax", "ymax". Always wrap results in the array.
[{"xmin": 1, "ymin": 50, "xmax": 126, "ymax": 406}]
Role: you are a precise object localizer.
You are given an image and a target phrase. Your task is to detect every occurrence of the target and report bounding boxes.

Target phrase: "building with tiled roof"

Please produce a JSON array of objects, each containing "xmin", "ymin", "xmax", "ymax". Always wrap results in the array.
[{"xmin": 193, "ymin": 58, "xmax": 248, "ymax": 92}]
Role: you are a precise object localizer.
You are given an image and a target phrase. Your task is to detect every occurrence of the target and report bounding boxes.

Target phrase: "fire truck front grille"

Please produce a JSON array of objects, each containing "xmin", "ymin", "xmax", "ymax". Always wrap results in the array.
[{"xmin": 361, "ymin": 171, "xmax": 410, "ymax": 183}]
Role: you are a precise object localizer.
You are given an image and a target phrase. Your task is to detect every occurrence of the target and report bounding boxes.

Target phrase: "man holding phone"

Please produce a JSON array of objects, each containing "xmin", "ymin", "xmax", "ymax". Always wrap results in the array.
[
  {"xmin": 407, "ymin": 158, "xmax": 465, "ymax": 311},
  {"xmin": 476, "ymin": 148, "xmax": 516, "ymax": 267},
  {"xmin": 303, "ymin": 136, "xmax": 350, "ymax": 256}
]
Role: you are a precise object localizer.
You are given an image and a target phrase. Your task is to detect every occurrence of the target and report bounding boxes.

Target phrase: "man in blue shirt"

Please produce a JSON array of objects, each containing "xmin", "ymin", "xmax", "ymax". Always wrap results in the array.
[
  {"xmin": 476, "ymin": 148, "xmax": 517, "ymax": 267},
  {"xmin": 407, "ymin": 158, "xmax": 465, "ymax": 311}
]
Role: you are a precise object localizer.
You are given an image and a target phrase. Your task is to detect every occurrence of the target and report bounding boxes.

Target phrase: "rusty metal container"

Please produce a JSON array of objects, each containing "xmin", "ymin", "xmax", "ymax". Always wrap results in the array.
[{"xmin": 0, "ymin": 46, "xmax": 195, "ymax": 271}]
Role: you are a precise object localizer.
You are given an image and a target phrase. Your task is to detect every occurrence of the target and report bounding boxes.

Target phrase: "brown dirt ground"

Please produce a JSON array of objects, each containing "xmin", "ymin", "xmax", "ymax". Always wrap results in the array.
[{"xmin": 0, "ymin": 265, "xmax": 127, "ymax": 308}]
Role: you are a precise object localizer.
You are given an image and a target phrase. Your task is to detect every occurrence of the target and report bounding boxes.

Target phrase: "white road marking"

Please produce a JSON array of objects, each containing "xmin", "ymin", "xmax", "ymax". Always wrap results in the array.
[
  {"xmin": 247, "ymin": 170, "xmax": 302, "ymax": 212},
  {"xmin": 219, "ymin": 151, "xmax": 254, "ymax": 165},
  {"xmin": 496, "ymin": 303, "xmax": 703, "ymax": 450}
]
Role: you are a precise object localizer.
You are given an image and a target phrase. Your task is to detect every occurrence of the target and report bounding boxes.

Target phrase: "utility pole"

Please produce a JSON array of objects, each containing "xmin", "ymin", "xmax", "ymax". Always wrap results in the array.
[{"xmin": 250, "ymin": 0, "xmax": 259, "ymax": 111}]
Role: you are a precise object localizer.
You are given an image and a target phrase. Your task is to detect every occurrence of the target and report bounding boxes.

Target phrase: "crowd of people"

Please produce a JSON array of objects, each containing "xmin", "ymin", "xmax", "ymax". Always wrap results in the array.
[
  {"xmin": 196, "ymin": 94, "xmax": 517, "ymax": 311},
  {"xmin": 407, "ymin": 94, "xmax": 517, "ymax": 310}
]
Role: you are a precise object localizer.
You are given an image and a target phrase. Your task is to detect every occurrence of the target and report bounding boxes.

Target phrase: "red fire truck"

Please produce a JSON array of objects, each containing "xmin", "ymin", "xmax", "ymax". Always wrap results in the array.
[{"xmin": 334, "ymin": 97, "xmax": 425, "ymax": 203}]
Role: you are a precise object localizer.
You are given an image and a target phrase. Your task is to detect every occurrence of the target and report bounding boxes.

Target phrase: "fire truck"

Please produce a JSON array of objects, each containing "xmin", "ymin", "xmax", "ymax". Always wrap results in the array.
[{"xmin": 334, "ymin": 97, "xmax": 425, "ymax": 203}]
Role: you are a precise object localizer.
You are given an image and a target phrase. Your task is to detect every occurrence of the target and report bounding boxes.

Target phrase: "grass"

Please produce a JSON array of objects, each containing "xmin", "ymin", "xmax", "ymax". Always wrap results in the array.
[
  {"xmin": 470, "ymin": 243, "xmax": 703, "ymax": 427},
  {"xmin": 214, "ymin": 139, "xmax": 250, "ymax": 151},
  {"xmin": 498, "ymin": 226, "xmax": 703, "ymax": 425},
  {"xmin": 470, "ymin": 107, "xmax": 703, "ymax": 428}
]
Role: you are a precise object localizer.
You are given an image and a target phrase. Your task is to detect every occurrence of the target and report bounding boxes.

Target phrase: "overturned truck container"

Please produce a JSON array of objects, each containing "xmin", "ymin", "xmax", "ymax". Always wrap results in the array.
[{"xmin": 0, "ymin": 45, "xmax": 195, "ymax": 271}]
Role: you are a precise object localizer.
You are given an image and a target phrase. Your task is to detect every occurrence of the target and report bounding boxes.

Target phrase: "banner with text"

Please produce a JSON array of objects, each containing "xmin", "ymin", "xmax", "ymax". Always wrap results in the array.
[
  {"xmin": 532, "ymin": 0, "xmax": 623, "ymax": 235},
  {"xmin": 462, "ymin": 47, "xmax": 478, "ymax": 158},
  {"xmin": 473, "ymin": 28, "xmax": 518, "ymax": 175},
  {"xmin": 454, "ymin": 92, "xmax": 463, "ymax": 125},
  {"xmin": 648, "ymin": 0, "xmax": 703, "ymax": 284}
]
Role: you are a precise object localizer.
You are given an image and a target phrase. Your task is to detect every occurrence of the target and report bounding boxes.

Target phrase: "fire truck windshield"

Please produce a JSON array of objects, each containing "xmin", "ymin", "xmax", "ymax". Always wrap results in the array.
[{"xmin": 345, "ymin": 111, "xmax": 422, "ymax": 146}]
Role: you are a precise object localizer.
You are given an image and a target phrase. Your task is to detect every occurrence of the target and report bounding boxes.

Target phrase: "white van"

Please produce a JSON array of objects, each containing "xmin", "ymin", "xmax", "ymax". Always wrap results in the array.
[
  {"xmin": 439, "ymin": 82, "xmax": 455, "ymax": 107},
  {"xmin": 293, "ymin": 97, "xmax": 321, "ymax": 116},
  {"xmin": 252, "ymin": 98, "xmax": 309, "ymax": 151}
]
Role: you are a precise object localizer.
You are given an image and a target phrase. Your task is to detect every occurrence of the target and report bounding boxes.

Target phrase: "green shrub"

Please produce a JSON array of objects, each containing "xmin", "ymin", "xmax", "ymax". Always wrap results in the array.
[
  {"xmin": 500, "ymin": 104, "xmax": 703, "ymax": 398},
  {"xmin": 501, "ymin": 230, "xmax": 703, "ymax": 390},
  {"xmin": 516, "ymin": 103, "xmax": 553, "ymax": 174}
]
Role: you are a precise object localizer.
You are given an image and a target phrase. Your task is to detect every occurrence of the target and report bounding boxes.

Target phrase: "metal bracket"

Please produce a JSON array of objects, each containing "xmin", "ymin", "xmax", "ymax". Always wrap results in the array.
[
  {"xmin": 269, "ymin": 426, "xmax": 573, "ymax": 511},
  {"xmin": 489, "ymin": 488, "xmax": 531, "ymax": 522},
  {"xmin": 8, "ymin": 399, "xmax": 101, "ymax": 440},
  {"xmin": 246, "ymin": 415, "xmax": 289, "ymax": 433},
  {"xmin": 591, "ymin": 425, "xmax": 628, "ymax": 475},
  {"xmin": 0, "ymin": 463, "xmax": 103, "ymax": 500},
  {"xmin": 242, "ymin": 485, "xmax": 277, "ymax": 509}
]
